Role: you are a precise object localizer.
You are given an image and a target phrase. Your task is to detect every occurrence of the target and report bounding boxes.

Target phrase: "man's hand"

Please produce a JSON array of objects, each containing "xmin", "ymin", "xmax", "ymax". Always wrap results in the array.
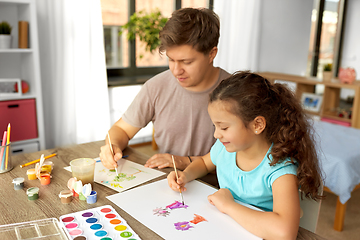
[
  {"xmin": 99, "ymin": 143, "xmax": 123, "ymax": 169},
  {"xmin": 144, "ymin": 153, "xmax": 190, "ymax": 170}
]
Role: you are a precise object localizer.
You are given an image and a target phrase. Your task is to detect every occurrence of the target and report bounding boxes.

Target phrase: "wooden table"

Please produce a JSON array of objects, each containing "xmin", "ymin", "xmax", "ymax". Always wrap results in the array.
[{"xmin": 0, "ymin": 140, "xmax": 326, "ymax": 240}]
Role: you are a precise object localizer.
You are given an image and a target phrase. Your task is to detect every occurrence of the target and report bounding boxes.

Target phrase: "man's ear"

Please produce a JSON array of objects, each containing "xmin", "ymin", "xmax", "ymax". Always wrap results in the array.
[
  {"xmin": 208, "ymin": 47, "xmax": 218, "ymax": 63},
  {"xmin": 253, "ymin": 116, "xmax": 266, "ymax": 134}
]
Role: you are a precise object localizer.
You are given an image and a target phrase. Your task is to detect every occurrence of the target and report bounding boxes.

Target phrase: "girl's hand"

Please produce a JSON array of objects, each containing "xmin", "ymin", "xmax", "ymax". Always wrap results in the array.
[
  {"xmin": 167, "ymin": 171, "xmax": 188, "ymax": 192},
  {"xmin": 208, "ymin": 188, "xmax": 235, "ymax": 213}
]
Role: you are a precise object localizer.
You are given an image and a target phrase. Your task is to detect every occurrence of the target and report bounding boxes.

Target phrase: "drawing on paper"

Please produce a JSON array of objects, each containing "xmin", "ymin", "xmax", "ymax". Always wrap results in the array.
[
  {"xmin": 100, "ymin": 168, "xmax": 147, "ymax": 188},
  {"xmin": 174, "ymin": 214, "xmax": 207, "ymax": 231},
  {"xmin": 153, "ymin": 200, "xmax": 207, "ymax": 231},
  {"xmin": 94, "ymin": 160, "xmax": 165, "ymax": 193},
  {"xmin": 153, "ymin": 208, "xmax": 170, "ymax": 217},
  {"xmin": 174, "ymin": 221, "xmax": 193, "ymax": 231},
  {"xmin": 190, "ymin": 214, "xmax": 207, "ymax": 224},
  {"xmin": 166, "ymin": 201, "xmax": 189, "ymax": 210},
  {"xmin": 153, "ymin": 201, "xmax": 188, "ymax": 217}
]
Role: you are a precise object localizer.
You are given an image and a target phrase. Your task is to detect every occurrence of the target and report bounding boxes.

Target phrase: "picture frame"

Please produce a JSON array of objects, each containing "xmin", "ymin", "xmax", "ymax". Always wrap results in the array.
[
  {"xmin": 0, "ymin": 78, "xmax": 22, "ymax": 97},
  {"xmin": 301, "ymin": 93, "xmax": 323, "ymax": 113}
]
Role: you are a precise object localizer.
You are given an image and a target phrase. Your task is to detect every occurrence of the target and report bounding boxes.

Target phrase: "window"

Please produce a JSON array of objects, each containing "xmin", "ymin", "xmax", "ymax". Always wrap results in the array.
[
  {"xmin": 307, "ymin": 0, "xmax": 346, "ymax": 78},
  {"xmin": 101, "ymin": 0, "xmax": 213, "ymax": 86}
]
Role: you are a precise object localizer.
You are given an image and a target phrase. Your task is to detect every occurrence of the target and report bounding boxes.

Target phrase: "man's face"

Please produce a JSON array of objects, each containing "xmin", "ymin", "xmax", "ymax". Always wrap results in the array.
[{"xmin": 166, "ymin": 45, "xmax": 215, "ymax": 91}]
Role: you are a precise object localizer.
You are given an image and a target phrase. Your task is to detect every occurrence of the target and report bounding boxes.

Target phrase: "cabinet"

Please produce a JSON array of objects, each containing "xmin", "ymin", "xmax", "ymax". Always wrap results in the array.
[
  {"xmin": 259, "ymin": 72, "xmax": 360, "ymax": 129},
  {"xmin": 0, "ymin": 0, "xmax": 45, "ymax": 153}
]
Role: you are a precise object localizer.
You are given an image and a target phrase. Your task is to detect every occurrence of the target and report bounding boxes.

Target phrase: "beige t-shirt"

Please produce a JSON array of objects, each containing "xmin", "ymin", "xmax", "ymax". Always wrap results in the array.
[{"xmin": 122, "ymin": 68, "xmax": 231, "ymax": 156}]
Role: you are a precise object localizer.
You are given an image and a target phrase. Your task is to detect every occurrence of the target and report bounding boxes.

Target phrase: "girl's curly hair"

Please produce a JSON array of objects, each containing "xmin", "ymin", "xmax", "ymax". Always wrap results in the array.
[{"xmin": 209, "ymin": 71, "xmax": 323, "ymax": 201}]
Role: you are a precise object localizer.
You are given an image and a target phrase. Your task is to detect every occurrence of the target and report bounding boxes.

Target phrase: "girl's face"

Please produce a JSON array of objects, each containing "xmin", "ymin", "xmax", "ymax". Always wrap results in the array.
[{"xmin": 208, "ymin": 101, "xmax": 256, "ymax": 153}]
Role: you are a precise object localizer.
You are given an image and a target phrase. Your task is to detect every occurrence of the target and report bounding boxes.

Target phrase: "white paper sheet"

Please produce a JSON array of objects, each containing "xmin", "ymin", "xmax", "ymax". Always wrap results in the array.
[
  {"xmin": 107, "ymin": 179, "xmax": 261, "ymax": 240},
  {"xmin": 94, "ymin": 159, "xmax": 165, "ymax": 192}
]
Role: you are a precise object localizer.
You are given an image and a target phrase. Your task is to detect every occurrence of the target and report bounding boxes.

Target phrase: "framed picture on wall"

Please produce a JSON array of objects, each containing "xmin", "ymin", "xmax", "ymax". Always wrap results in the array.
[{"xmin": 301, "ymin": 93, "xmax": 323, "ymax": 113}]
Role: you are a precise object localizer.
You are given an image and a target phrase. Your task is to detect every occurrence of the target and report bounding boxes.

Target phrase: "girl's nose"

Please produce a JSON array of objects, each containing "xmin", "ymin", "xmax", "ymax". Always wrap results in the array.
[{"xmin": 213, "ymin": 128, "xmax": 221, "ymax": 139}]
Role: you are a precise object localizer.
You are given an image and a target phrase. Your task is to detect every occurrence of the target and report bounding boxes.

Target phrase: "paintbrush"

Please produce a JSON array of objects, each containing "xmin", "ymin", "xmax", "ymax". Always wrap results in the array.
[
  {"xmin": 107, "ymin": 132, "xmax": 118, "ymax": 176},
  {"xmin": 171, "ymin": 155, "xmax": 185, "ymax": 205}
]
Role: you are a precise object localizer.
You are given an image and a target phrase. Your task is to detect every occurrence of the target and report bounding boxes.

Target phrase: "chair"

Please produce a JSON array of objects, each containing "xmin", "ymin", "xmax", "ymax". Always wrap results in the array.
[
  {"xmin": 298, "ymin": 184, "xmax": 323, "ymax": 233},
  {"xmin": 152, "ymin": 127, "xmax": 158, "ymax": 150}
]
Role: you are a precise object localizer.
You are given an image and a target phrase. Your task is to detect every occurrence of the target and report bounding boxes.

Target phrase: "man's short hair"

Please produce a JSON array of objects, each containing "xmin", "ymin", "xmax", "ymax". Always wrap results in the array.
[{"xmin": 159, "ymin": 8, "xmax": 220, "ymax": 55}]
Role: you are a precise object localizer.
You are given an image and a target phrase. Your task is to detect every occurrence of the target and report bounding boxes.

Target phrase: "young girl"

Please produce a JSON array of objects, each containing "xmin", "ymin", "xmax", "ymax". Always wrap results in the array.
[{"xmin": 167, "ymin": 71, "xmax": 323, "ymax": 240}]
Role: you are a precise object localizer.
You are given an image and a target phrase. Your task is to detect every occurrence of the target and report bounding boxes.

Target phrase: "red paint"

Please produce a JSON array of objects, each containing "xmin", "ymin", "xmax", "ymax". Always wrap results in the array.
[
  {"xmin": 105, "ymin": 213, "xmax": 116, "ymax": 219},
  {"xmin": 100, "ymin": 208, "xmax": 112, "ymax": 213},
  {"xmin": 62, "ymin": 216, "xmax": 75, "ymax": 223}
]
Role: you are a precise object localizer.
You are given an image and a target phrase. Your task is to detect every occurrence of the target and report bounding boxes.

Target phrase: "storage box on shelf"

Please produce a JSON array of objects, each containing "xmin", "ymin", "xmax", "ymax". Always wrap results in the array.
[
  {"xmin": 0, "ymin": 0, "xmax": 45, "ymax": 154},
  {"xmin": 259, "ymin": 72, "xmax": 360, "ymax": 129}
]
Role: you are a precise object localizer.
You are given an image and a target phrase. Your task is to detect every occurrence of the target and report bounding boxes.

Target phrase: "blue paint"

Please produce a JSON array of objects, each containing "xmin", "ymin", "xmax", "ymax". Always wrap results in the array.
[
  {"xmin": 95, "ymin": 230, "xmax": 107, "ymax": 237},
  {"xmin": 86, "ymin": 191, "xmax": 97, "ymax": 204},
  {"xmin": 96, "ymin": 155, "xmax": 128, "ymax": 162},
  {"xmin": 90, "ymin": 223, "xmax": 102, "ymax": 230},
  {"xmin": 86, "ymin": 217, "xmax": 98, "ymax": 224}
]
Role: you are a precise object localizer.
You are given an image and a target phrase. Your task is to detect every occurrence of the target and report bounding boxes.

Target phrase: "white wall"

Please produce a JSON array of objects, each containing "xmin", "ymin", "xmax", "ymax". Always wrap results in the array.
[
  {"xmin": 335, "ymin": 0, "xmax": 359, "ymax": 99},
  {"xmin": 108, "ymin": 85, "xmax": 153, "ymax": 145},
  {"xmin": 258, "ymin": 0, "xmax": 313, "ymax": 75}
]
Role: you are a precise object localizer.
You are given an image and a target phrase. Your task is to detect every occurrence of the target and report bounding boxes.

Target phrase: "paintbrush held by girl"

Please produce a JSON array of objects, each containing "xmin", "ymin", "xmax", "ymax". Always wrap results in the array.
[{"xmin": 167, "ymin": 71, "xmax": 323, "ymax": 240}]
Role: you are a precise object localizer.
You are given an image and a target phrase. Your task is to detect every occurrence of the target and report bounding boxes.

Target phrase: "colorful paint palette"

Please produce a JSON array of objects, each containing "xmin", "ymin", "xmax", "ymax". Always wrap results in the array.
[{"xmin": 59, "ymin": 205, "xmax": 141, "ymax": 240}]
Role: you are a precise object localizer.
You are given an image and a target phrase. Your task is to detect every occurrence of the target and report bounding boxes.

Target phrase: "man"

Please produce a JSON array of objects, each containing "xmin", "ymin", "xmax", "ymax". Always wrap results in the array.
[{"xmin": 100, "ymin": 8, "xmax": 231, "ymax": 171}]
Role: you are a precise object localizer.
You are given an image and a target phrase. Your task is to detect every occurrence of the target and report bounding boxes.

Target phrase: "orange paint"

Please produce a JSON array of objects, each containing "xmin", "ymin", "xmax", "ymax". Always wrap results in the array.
[
  {"xmin": 40, "ymin": 173, "xmax": 51, "ymax": 185},
  {"xmin": 190, "ymin": 214, "xmax": 207, "ymax": 224}
]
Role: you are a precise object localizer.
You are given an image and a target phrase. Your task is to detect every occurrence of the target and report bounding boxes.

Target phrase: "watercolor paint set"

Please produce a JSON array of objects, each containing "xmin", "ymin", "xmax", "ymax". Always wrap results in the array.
[{"xmin": 59, "ymin": 205, "xmax": 141, "ymax": 240}]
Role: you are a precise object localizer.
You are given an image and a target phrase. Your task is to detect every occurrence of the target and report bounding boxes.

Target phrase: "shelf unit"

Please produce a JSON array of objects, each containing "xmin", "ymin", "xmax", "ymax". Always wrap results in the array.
[
  {"xmin": 259, "ymin": 72, "xmax": 360, "ymax": 129},
  {"xmin": 0, "ymin": 0, "xmax": 45, "ymax": 153}
]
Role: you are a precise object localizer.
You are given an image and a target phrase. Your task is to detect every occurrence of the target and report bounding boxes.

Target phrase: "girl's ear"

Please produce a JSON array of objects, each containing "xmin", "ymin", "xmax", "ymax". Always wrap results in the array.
[{"xmin": 253, "ymin": 116, "xmax": 266, "ymax": 134}]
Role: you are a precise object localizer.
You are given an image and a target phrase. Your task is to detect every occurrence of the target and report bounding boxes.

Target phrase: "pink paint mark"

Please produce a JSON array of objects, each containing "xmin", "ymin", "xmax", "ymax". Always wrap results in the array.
[{"xmin": 153, "ymin": 207, "xmax": 170, "ymax": 217}]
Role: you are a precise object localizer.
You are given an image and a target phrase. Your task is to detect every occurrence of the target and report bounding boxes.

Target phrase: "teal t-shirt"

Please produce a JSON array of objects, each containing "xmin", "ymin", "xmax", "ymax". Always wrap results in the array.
[{"xmin": 210, "ymin": 139, "xmax": 298, "ymax": 212}]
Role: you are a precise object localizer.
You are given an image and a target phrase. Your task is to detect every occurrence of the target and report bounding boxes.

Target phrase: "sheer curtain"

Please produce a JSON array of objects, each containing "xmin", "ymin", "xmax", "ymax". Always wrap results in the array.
[
  {"xmin": 213, "ymin": 0, "xmax": 262, "ymax": 74},
  {"xmin": 36, "ymin": 0, "xmax": 110, "ymax": 149}
]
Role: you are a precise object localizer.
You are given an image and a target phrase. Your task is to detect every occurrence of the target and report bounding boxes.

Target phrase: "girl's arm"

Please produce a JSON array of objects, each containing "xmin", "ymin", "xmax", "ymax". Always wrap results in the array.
[
  {"xmin": 167, "ymin": 153, "xmax": 216, "ymax": 192},
  {"xmin": 208, "ymin": 174, "xmax": 300, "ymax": 240}
]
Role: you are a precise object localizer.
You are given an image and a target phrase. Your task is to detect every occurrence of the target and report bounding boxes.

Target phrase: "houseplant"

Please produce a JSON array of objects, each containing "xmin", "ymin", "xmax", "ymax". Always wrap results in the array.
[
  {"xmin": 0, "ymin": 21, "xmax": 12, "ymax": 49},
  {"xmin": 323, "ymin": 63, "xmax": 332, "ymax": 82},
  {"xmin": 119, "ymin": 10, "xmax": 168, "ymax": 58}
]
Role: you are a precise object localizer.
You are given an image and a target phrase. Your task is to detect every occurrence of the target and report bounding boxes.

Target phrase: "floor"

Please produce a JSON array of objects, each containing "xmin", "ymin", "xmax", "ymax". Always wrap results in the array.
[{"xmin": 131, "ymin": 143, "xmax": 360, "ymax": 240}]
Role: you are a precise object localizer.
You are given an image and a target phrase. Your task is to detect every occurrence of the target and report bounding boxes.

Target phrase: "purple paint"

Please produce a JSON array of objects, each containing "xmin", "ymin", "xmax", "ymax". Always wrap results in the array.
[
  {"xmin": 174, "ymin": 221, "xmax": 193, "ymax": 231},
  {"xmin": 166, "ymin": 201, "xmax": 189, "ymax": 209},
  {"xmin": 82, "ymin": 212, "xmax": 93, "ymax": 218}
]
